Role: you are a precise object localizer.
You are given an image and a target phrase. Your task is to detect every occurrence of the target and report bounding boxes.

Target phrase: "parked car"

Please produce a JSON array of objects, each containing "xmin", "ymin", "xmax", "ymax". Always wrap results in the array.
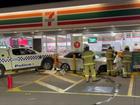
[
  {"xmin": 59, "ymin": 51, "xmax": 107, "ymax": 74},
  {"xmin": 0, "ymin": 47, "xmax": 54, "ymax": 77}
]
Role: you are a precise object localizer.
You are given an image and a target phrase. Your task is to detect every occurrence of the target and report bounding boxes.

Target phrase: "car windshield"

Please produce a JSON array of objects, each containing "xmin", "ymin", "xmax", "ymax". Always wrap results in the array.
[
  {"xmin": 64, "ymin": 51, "xmax": 106, "ymax": 59},
  {"xmin": 64, "ymin": 52, "xmax": 82, "ymax": 58},
  {"xmin": 95, "ymin": 52, "xmax": 106, "ymax": 58}
]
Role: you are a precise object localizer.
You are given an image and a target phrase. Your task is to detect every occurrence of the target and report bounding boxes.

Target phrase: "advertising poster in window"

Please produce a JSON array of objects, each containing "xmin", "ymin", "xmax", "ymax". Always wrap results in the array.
[{"xmin": 71, "ymin": 34, "xmax": 83, "ymax": 52}]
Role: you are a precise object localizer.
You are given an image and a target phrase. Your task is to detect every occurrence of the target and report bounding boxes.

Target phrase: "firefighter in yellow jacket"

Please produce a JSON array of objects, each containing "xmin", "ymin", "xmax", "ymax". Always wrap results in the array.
[
  {"xmin": 82, "ymin": 44, "xmax": 96, "ymax": 82},
  {"xmin": 122, "ymin": 46, "xmax": 132, "ymax": 78},
  {"xmin": 106, "ymin": 46, "xmax": 115, "ymax": 76}
]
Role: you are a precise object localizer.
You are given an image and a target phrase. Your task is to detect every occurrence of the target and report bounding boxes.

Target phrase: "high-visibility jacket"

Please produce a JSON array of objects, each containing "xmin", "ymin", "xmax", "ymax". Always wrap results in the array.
[
  {"xmin": 122, "ymin": 51, "xmax": 132, "ymax": 63},
  {"xmin": 82, "ymin": 50, "xmax": 95, "ymax": 66},
  {"xmin": 106, "ymin": 49, "xmax": 114, "ymax": 60}
]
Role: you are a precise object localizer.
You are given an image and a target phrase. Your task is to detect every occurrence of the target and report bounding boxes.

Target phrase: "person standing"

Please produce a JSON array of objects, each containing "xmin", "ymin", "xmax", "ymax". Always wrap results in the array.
[
  {"xmin": 52, "ymin": 53, "xmax": 60, "ymax": 70},
  {"xmin": 122, "ymin": 46, "xmax": 132, "ymax": 78},
  {"xmin": 82, "ymin": 44, "xmax": 97, "ymax": 82},
  {"xmin": 106, "ymin": 46, "xmax": 115, "ymax": 76},
  {"xmin": 114, "ymin": 51, "xmax": 123, "ymax": 75}
]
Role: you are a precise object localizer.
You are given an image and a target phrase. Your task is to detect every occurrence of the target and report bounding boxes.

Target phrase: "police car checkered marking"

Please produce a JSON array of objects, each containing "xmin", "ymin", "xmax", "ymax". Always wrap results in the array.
[
  {"xmin": 0, "ymin": 58, "xmax": 11, "ymax": 63},
  {"xmin": 0, "ymin": 54, "xmax": 53, "ymax": 63},
  {"xmin": 17, "ymin": 55, "xmax": 44, "ymax": 61},
  {"xmin": 17, "ymin": 56, "xmax": 39, "ymax": 61}
]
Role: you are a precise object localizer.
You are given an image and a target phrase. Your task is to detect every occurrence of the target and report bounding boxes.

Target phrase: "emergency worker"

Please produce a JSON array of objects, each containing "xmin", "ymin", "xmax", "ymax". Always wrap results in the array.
[
  {"xmin": 122, "ymin": 46, "xmax": 132, "ymax": 78},
  {"xmin": 114, "ymin": 51, "xmax": 123, "ymax": 75},
  {"xmin": 106, "ymin": 46, "xmax": 115, "ymax": 76},
  {"xmin": 82, "ymin": 44, "xmax": 96, "ymax": 82}
]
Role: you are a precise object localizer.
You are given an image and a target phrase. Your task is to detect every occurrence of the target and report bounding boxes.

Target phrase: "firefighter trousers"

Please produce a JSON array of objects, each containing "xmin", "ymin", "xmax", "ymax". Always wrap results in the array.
[
  {"xmin": 107, "ymin": 60, "xmax": 115, "ymax": 76},
  {"xmin": 123, "ymin": 63, "xmax": 131, "ymax": 77},
  {"xmin": 84, "ymin": 64, "xmax": 96, "ymax": 81}
]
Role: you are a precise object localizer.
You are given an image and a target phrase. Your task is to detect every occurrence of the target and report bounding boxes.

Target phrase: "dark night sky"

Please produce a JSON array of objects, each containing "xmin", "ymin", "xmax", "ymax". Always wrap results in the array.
[{"xmin": 0, "ymin": 0, "xmax": 74, "ymax": 8}]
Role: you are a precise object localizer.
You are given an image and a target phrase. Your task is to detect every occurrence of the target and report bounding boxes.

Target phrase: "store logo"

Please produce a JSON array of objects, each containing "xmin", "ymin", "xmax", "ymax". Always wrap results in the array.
[{"xmin": 45, "ymin": 11, "xmax": 56, "ymax": 27}]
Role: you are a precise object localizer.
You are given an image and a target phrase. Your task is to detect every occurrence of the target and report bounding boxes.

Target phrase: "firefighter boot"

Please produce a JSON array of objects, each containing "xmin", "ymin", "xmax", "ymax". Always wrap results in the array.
[
  {"xmin": 107, "ymin": 70, "xmax": 111, "ymax": 76},
  {"xmin": 122, "ymin": 68, "xmax": 128, "ymax": 78},
  {"xmin": 85, "ymin": 75, "xmax": 90, "ymax": 82},
  {"xmin": 91, "ymin": 75, "xmax": 100, "ymax": 82},
  {"xmin": 111, "ymin": 70, "xmax": 117, "ymax": 77}
]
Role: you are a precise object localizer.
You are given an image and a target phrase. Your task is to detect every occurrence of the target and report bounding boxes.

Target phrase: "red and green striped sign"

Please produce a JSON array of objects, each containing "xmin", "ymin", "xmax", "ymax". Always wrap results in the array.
[
  {"xmin": 0, "ymin": 12, "xmax": 43, "ymax": 29},
  {"xmin": 57, "ymin": 3, "xmax": 140, "ymax": 26},
  {"xmin": 1, "ymin": 2, "xmax": 140, "ymax": 30}
]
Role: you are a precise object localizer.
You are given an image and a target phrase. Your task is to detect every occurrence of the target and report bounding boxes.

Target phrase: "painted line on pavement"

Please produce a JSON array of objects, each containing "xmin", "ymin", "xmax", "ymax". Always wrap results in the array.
[
  {"xmin": 14, "ymin": 81, "xmax": 34, "ymax": 88},
  {"xmin": 8, "ymin": 75, "xmax": 48, "ymax": 92},
  {"xmin": 7, "ymin": 82, "xmax": 33, "ymax": 92},
  {"xmin": 16, "ymin": 76, "xmax": 48, "ymax": 88},
  {"xmin": 35, "ymin": 81, "xmax": 64, "ymax": 93},
  {"xmin": 68, "ymin": 73, "xmax": 84, "ymax": 78},
  {"xmin": 128, "ymin": 74, "xmax": 134, "ymax": 96},
  {"xmin": 45, "ymin": 71, "xmax": 77, "ymax": 84},
  {"xmin": 63, "ymin": 79, "xmax": 84, "ymax": 92},
  {"xmin": 132, "ymin": 72, "xmax": 140, "ymax": 76},
  {"xmin": 8, "ymin": 87, "xmax": 22, "ymax": 92},
  {"xmin": 10, "ymin": 89, "xmax": 140, "ymax": 98},
  {"xmin": 35, "ymin": 76, "xmax": 49, "ymax": 82}
]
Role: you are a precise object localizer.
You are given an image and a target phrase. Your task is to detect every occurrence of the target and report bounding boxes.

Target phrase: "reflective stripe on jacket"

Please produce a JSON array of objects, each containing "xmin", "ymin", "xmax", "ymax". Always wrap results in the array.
[
  {"xmin": 82, "ymin": 50, "xmax": 95, "ymax": 65},
  {"xmin": 123, "ymin": 51, "xmax": 132, "ymax": 63},
  {"xmin": 106, "ymin": 49, "xmax": 114, "ymax": 60}
]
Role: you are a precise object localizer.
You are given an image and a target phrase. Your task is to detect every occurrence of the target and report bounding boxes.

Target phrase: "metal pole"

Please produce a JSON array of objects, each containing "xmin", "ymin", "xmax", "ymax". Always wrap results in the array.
[
  {"xmin": 73, "ymin": 54, "xmax": 76, "ymax": 74},
  {"xmin": 55, "ymin": 35, "xmax": 57, "ymax": 54}
]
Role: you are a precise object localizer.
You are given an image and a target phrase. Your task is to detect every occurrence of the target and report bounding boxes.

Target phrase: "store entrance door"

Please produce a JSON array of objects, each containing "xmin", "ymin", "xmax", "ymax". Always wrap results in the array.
[{"xmin": 33, "ymin": 38, "xmax": 42, "ymax": 52}]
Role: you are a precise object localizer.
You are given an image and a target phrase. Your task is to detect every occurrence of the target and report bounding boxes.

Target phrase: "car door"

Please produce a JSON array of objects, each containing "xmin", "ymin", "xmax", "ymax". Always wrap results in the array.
[
  {"xmin": 74, "ymin": 52, "xmax": 83, "ymax": 71},
  {"xmin": 0, "ymin": 49, "xmax": 13, "ymax": 70},
  {"xmin": 11, "ymin": 48, "xmax": 41, "ymax": 69},
  {"xmin": 60, "ymin": 52, "xmax": 83, "ymax": 71}
]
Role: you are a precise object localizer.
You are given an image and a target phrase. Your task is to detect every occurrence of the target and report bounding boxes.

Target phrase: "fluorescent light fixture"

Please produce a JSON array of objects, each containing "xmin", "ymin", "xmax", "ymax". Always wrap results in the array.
[
  {"xmin": 83, "ymin": 36, "xmax": 86, "ymax": 39},
  {"xmin": 58, "ymin": 29, "xmax": 62, "ymax": 31},
  {"xmin": 42, "ymin": 35, "xmax": 46, "ymax": 38},
  {"xmin": 94, "ymin": 34, "xmax": 98, "ymax": 37},
  {"xmin": 111, "ymin": 32, "xmax": 116, "ymax": 36},
  {"xmin": 57, "ymin": 35, "xmax": 66, "ymax": 38},
  {"xmin": 72, "ymin": 34, "xmax": 82, "ymax": 36},
  {"xmin": 47, "ymin": 36, "xmax": 55, "ymax": 40},
  {"xmin": 83, "ymin": 27, "xmax": 87, "ymax": 29},
  {"xmin": 34, "ymin": 35, "xmax": 42, "ymax": 38}
]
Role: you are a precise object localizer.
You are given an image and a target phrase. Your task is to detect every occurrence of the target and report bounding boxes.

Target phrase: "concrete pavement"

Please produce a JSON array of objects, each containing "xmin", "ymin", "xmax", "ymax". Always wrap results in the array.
[{"xmin": 1, "ymin": 70, "xmax": 140, "ymax": 105}]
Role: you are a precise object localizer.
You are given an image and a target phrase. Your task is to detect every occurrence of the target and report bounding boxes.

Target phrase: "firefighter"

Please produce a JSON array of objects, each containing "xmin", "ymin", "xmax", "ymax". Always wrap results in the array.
[
  {"xmin": 82, "ymin": 44, "xmax": 97, "ymax": 82},
  {"xmin": 122, "ymin": 46, "xmax": 132, "ymax": 78},
  {"xmin": 106, "ymin": 46, "xmax": 115, "ymax": 76}
]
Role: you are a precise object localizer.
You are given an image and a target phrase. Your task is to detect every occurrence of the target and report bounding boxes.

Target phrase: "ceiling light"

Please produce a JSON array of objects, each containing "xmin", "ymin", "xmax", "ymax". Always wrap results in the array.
[
  {"xmin": 111, "ymin": 32, "xmax": 116, "ymax": 36},
  {"xmin": 83, "ymin": 27, "xmax": 87, "ymax": 29}
]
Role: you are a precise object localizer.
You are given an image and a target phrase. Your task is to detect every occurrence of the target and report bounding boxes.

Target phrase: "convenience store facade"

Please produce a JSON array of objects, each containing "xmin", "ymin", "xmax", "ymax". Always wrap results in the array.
[{"xmin": 0, "ymin": 1, "xmax": 140, "ymax": 54}]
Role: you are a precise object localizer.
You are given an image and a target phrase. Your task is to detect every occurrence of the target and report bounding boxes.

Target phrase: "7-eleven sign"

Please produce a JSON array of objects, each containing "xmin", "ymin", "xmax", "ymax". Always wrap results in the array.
[{"xmin": 44, "ymin": 11, "xmax": 57, "ymax": 27}]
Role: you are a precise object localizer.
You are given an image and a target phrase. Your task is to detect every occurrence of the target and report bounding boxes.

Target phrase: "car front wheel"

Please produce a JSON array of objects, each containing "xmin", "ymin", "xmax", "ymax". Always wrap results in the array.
[
  {"xmin": 97, "ymin": 65, "xmax": 107, "ymax": 75},
  {"xmin": 0, "ymin": 65, "xmax": 5, "ymax": 78},
  {"xmin": 42, "ymin": 61, "xmax": 53, "ymax": 70},
  {"xmin": 60, "ymin": 63, "xmax": 70, "ymax": 71}
]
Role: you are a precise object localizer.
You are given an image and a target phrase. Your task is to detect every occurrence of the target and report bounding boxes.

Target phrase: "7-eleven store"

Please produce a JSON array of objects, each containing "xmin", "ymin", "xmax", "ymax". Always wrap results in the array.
[{"xmin": 0, "ymin": 2, "xmax": 140, "ymax": 54}]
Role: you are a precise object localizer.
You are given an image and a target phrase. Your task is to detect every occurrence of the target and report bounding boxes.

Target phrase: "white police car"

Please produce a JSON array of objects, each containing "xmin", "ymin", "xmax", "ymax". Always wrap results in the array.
[{"xmin": 0, "ymin": 47, "xmax": 54, "ymax": 77}]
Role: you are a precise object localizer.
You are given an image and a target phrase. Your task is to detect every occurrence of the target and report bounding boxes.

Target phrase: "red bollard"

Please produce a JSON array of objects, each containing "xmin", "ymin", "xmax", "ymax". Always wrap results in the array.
[{"xmin": 7, "ymin": 75, "xmax": 13, "ymax": 89}]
